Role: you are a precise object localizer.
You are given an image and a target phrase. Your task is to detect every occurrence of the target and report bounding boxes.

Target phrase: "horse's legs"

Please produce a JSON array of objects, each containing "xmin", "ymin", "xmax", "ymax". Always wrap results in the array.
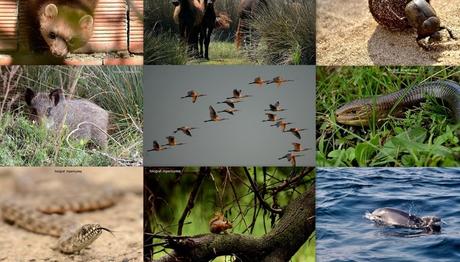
[
  {"xmin": 187, "ymin": 26, "xmax": 200, "ymax": 57},
  {"xmin": 205, "ymin": 27, "xmax": 213, "ymax": 60},
  {"xmin": 199, "ymin": 28, "xmax": 205, "ymax": 58}
]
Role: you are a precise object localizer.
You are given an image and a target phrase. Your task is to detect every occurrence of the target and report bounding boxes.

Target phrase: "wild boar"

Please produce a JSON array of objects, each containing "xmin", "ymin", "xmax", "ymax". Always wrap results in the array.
[{"xmin": 25, "ymin": 88, "xmax": 108, "ymax": 148}]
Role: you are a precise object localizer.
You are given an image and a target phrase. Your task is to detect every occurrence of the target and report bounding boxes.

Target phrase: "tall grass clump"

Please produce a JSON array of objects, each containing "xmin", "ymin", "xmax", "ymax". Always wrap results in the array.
[
  {"xmin": 248, "ymin": 0, "xmax": 315, "ymax": 65},
  {"xmin": 0, "ymin": 66, "xmax": 143, "ymax": 166},
  {"xmin": 144, "ymin": 30, "xmax": 188, "ymax": 65},
  {"xmin": 144, "ymin": 0, "xmax": 188, "ymax": 64}
]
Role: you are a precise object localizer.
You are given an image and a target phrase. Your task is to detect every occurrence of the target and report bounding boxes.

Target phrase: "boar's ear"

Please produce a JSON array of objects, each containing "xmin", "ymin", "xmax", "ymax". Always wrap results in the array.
[
  {"xmin": 25, "ymin": 88, "xmax": 35, "ymax": 106},
  {"xmin": 49, "ymin": 89, "xmax": 64, "ymax": 106},
  {"xmin": 79, "ymin": 15, "xmax": 94, "ymax": 31},
  {"xmin": 44, "ymin": 4, "xmax": 59, "ymax": 19}
]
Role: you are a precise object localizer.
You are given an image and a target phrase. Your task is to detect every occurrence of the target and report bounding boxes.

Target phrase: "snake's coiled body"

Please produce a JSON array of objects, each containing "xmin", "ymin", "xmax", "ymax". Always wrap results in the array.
[
  {"xmin": 335, "ymin": 80, "xmax": 460, "ymax": 126},
  {"xmin": 0, "ymin": 174, "xmax": 123, "ymax": 254}
]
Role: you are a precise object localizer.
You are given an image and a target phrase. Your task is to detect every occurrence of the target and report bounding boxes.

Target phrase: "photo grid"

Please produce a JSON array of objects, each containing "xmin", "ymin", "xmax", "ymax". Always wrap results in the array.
[{"xmin": 0, "ymin": 0, "xmax": 459, "ymax": 261}]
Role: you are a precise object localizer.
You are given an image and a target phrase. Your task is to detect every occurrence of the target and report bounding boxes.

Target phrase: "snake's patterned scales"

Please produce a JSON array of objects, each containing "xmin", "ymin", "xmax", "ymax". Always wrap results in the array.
[{"xmin": 0, "ymin": 174, "xmax": 123, "ymax": 254}]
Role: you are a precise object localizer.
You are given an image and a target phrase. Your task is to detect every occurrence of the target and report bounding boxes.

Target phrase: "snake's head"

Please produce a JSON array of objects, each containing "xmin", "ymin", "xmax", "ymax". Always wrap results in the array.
[
  {"xmin": 58, "ymin": 223, "xmax": 114, "ymax": 254},
  {"xmin": 335, "ymin": 99, "xmax": 374, "ymax": 126}
]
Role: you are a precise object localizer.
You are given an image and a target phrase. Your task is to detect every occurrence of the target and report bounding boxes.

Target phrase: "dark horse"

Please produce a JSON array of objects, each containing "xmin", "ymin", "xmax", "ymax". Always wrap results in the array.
[
  {"xmin": 235, "ymin": 0, "xmax": 267, "ymax": 49},
  {"xmin": 173, "ymin": 0, "xmax": 205, "ymax": 56},
  {"xmin": 199, "ymin": 0, "xmax": 216, "ymax": 60}
]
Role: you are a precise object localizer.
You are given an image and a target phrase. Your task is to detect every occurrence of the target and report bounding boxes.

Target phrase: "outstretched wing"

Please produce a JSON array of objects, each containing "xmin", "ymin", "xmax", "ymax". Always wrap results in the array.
[{"xmin": 209, "ymin": 106, "xmax": 217, "ymax": 118}]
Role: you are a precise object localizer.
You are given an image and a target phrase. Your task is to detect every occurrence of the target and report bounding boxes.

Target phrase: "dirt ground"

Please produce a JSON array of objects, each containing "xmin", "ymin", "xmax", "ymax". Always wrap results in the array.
[
  {"xmin": 0, "ymin": 168, "xmax": 143, "ymax": 262},
  {"xmin": 317, "ymin": 0, "xmax": 460, "ymax": 65}
]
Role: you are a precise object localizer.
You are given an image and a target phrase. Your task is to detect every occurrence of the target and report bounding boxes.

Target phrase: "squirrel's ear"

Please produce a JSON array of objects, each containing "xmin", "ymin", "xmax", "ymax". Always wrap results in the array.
[
  {"xmin": 49, "ymin": 89, "xmax": 64, "ymax": 106},
  {"xmin": 79, "ymin": 15, "xmax": 94, "ymax": 30},
  {"xmin": 44, "ymin": 4, "xmax": 58, "ymax": 18},
  {"xmin": 25, "ymin": 88, "xmax": 36, "ymax": 106}
]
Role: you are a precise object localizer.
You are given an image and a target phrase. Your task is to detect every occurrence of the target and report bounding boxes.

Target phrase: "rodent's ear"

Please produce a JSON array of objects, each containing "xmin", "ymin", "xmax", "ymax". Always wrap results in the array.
[
  {"xmin": 44, "ymin": 4, "xmax": 58, "ymax": 18},
  {"xmin": 79, "ymin": 15, "xmax": 94, "ymax": 30},
  {"xmin": 25, "ymin": 88, "xmax": 35, "ymax": 106},
  {"xmin": 49, "ymin": 89, "xmax": 64, "ymax": 106}
]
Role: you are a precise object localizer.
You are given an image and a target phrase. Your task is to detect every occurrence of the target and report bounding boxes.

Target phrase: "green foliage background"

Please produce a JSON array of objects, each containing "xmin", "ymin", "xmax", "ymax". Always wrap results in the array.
[
  {"xmin": 316, "ymin": 66, "xmax": 460, "ymax": 167},
  {"xmin": 147, "ymin": 167, "xmax": 315, "ymax": 261},
  {"xmin": 0, "ymin": 66, "xmax": 143, "ymax": 166}
]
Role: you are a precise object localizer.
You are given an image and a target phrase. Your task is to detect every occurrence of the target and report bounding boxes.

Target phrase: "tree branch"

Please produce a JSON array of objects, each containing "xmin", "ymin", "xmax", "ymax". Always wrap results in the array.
[
  {"xmin": 243, "ymin": 167, "xmax": 283, "ymax": 214},
  {"xmin": 177, "ymin": 167, "xmax": 209, "ymax": 235},
  {"xmin": 154, "ymin": 185, "xmax": 315, "ymax": 262}
]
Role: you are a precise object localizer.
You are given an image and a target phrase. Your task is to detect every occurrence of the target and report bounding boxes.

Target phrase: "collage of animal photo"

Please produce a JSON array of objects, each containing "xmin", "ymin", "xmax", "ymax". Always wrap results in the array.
[{"xmin": 0, "ymin": 0, "xmax": 459, "ymax": 261}]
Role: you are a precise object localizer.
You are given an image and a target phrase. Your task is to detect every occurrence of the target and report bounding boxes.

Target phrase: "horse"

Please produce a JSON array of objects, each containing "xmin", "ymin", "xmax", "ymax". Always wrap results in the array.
[
  {"xmin": 199, "ymin": 0, "xmax": 231, "ymax": 60},
  {"xmin": 235, "ymin": 0, "xmax": 267, "ymax": 49},
  {"xmin": 172, "ymin": 0, "xmax": 205, "ymax": 56},
  {"xmin": 199, "ymin": 0, "xmax": 216, "ymax": 60}
]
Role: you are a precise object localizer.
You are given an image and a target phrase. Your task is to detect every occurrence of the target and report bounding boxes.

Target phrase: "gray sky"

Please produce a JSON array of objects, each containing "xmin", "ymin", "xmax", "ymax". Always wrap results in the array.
[{"xmin": 144, "ymin": 65, "xmax": 315, "ymax": 166}]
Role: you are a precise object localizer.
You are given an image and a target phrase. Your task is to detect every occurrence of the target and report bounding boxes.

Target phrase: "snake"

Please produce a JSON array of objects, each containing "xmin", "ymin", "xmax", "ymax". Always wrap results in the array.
[
  {"xmin": 335, "ymin": 80, "xmax": 460, "ymax": 126},
  {"xmin": 0, "ymin": 173, "xmax": 123, "ymax": 254}
]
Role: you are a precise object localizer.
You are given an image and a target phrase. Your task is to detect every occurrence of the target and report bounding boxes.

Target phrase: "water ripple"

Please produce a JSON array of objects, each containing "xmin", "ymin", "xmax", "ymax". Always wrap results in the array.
[{"xmin": 317, "ymin": 168, "xmax": 460, "ymax": 262}]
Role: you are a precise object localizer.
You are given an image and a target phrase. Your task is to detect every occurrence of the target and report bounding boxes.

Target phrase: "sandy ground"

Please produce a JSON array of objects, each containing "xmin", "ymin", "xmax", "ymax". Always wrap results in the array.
[
  {"xmin": 317, "ymin": 0, "xmax": 460, "ymax": 65},
  {"xmin": 0, "ymin": 168, "xmax": 143, "ymax": 262}
]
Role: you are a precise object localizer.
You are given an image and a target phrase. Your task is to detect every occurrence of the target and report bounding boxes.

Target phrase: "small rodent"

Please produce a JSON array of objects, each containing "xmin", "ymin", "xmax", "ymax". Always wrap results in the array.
[{"xmin": 209, "ymin": 212, "xmax": 232, "ymax": 234}]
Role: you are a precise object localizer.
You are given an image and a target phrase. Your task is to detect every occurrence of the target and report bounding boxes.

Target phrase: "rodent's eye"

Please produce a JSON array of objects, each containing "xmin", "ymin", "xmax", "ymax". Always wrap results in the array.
[
  {"xmin": 48, "ymin": 32, "xmax": 57, "ymax": 40},
  {"xmin": 68, "ymin": 38, "xmax": 77, "ymax": 46},
  {"xmin": 46, "ymin": 107, "xmax": 52, "ymax": 116}
]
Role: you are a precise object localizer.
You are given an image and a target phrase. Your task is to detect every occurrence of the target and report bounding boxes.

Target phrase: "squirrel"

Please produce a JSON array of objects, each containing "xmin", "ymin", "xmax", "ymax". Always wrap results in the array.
[{"xmin": 209, "ymin": 212, "xmax": 232, "ymax": 234}]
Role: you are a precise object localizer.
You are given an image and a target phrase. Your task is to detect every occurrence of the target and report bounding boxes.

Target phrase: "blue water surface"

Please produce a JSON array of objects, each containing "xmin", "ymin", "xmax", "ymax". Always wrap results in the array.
[{"xmin": 317, "ymin": 168, "xmax": 460, "ymax": 262}]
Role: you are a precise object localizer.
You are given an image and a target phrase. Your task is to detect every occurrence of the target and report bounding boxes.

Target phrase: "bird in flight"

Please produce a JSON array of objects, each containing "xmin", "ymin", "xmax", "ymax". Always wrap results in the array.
[
  {"xmin": 218, "ymin": 108, "xmax": 240, "ymax": 115},
  {"xmin": 181, "ymin": 90, "xmax": 207, "ymax": 103},
  {"xmin": 267, "ymin": 76, "xmax": 294, "ymax": 87},
  {"xmin": 248, "ymin": 76, "xmax": 269, "ymax": 87},
  {"xmin": 271, "ymin": 120, "xmax": 293, "ymax": 132},
  {"xmin": 174, "ymin": 126, "xmax": 198, "ymax": 137},
  {"xmin": 289, "ymin": 143, "xmax": 310, "ymax": 152},
  {"xmin": 205, "ymin": 106, "xmax": 229, "ymax": 122},
  {"xmin": 147, "ymin": 141, "xmax": 168, "ymax": 152},
  {"xmin": 163, "ymin": 136, "xmax": 186, "ymax": 147},
  {"xmin": 263, "ymin": 113, "xmax": 284, "ymax": 122},
  {"xmin": 265, "ymin": 101, "xmax": 287, "ymax": 112},
  {"xmin": 279, "ymin": 152, "xmax": 304, "ymax": 167},
  {"xmin": 227, "ymin": 89, "xmax": 252, "ymax": 100},
  {"xmin": 217, "ymin": 99, "xmax": 241, "ymax": 108},
  {"xmin": 284, "ymin": 127, "xmax": 307, "ymax": 139}
]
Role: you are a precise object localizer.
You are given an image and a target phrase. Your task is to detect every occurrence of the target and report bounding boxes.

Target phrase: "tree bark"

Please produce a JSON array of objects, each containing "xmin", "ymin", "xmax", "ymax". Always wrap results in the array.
[{"xmin": 154, "ymin": 185, "xmax": 315, "ymax": 262}]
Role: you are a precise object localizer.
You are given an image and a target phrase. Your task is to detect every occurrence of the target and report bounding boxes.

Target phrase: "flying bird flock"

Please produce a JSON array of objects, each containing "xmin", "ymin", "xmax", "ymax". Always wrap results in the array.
[{"xmin": 147, "ymin": 75, "xmax": 310, "ymax": 166}]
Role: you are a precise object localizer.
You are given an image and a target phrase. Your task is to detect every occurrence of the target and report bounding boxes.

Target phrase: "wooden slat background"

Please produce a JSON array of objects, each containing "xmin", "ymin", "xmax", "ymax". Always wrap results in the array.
[
  {"xmin": 3, "ymin": 0, "xmax": 143, "ymax": 54},
  {"xmin": 77, "ymin": 0, "xmax": 128, "ymax": 53},
  {"xmin": 129, "ymin": 0, "xmax": 143, "ymax": 54},
  {"xmin": 0, "ymin": 0, "xmax": 18, "ymax": 51}
]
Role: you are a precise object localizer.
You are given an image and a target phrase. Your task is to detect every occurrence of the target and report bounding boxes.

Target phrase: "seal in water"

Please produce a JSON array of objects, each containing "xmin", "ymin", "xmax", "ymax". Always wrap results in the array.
[{"xmin": 366, "ymin": 207, "xmax": 441, "ymax": 232}]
